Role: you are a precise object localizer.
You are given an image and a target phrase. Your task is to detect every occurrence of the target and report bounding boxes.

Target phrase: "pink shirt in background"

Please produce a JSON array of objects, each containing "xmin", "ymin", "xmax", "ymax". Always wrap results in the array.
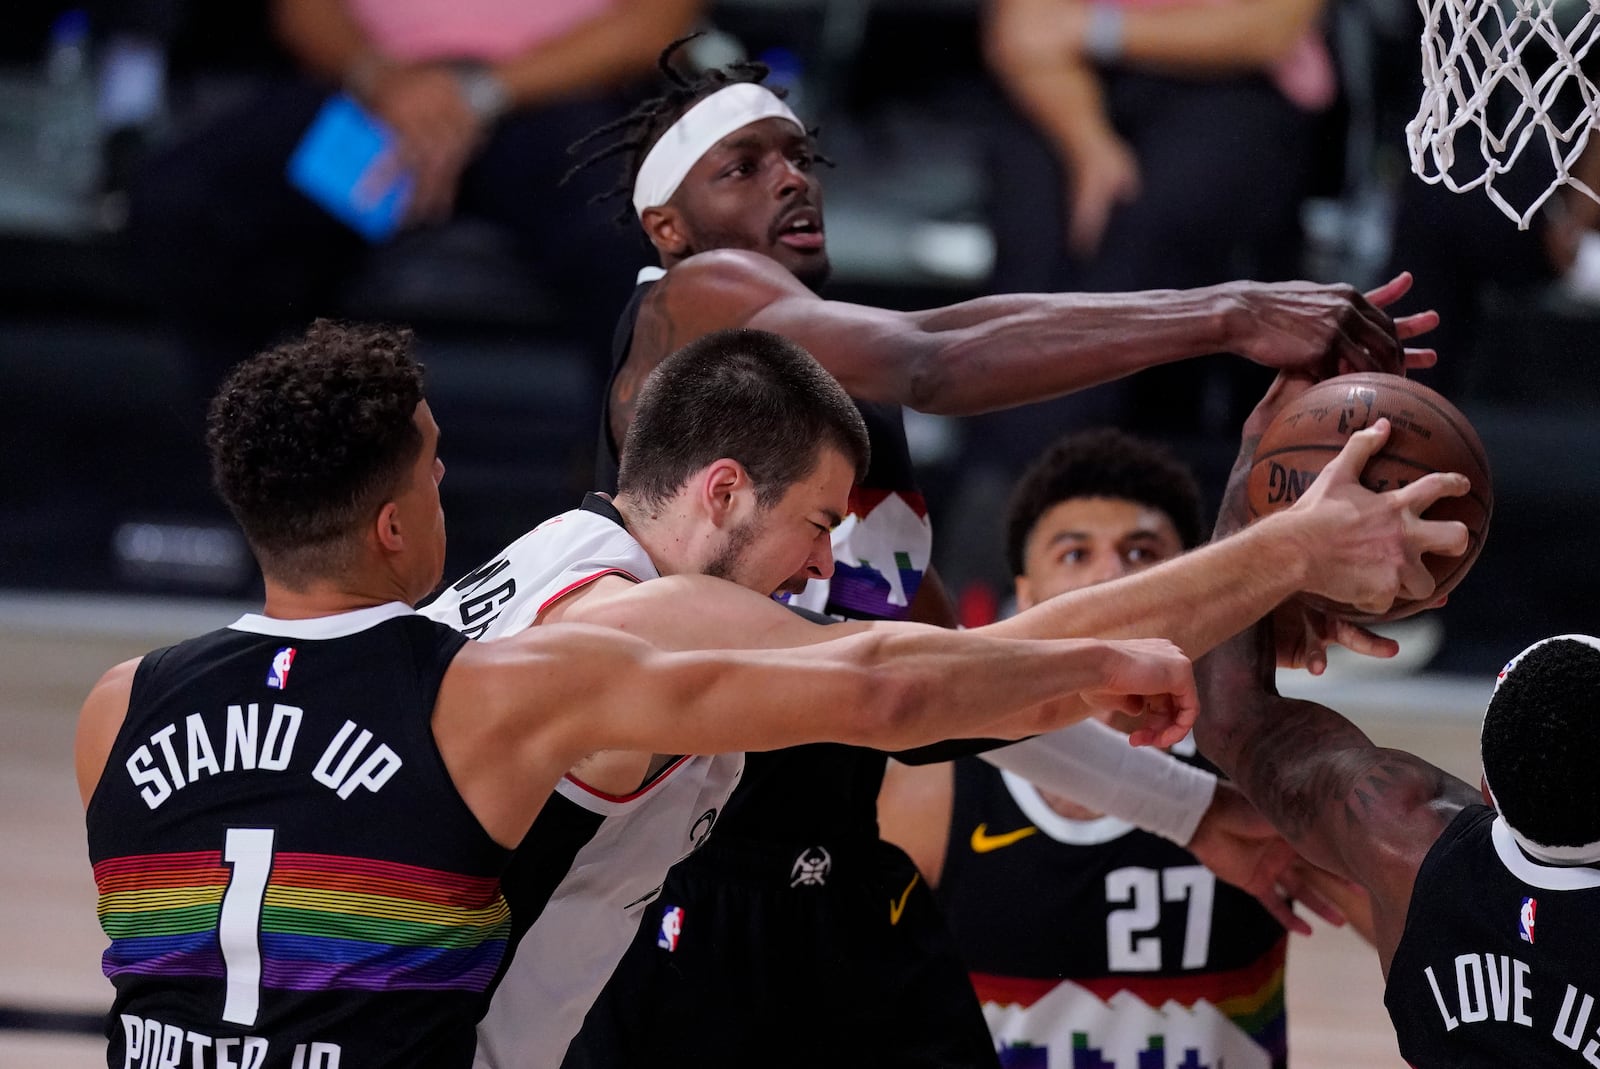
[
  {"xmin": 347, "ymin": 0, "xmax": 615, "ymax": 62},
  {"xmin": 1109, "ymin": 0, "xmax": 1337, "ymax": 112}
]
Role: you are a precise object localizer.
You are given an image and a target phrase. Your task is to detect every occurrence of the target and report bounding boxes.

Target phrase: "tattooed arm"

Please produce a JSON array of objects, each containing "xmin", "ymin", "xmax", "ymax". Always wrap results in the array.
[{"xmin": 1195, "ymin": 377, "xmax": 1479, "ymax": 972}]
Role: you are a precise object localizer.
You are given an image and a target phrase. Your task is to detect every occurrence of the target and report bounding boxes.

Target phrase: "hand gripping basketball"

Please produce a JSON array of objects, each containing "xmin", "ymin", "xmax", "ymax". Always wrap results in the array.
[
  {"xmin": 1246, "ymin": 371, "xmax": 1491, "ymax": 621},
  {"xmin": 1282, "ymin": 419, "xmax": 1472, "ymax": 618}
]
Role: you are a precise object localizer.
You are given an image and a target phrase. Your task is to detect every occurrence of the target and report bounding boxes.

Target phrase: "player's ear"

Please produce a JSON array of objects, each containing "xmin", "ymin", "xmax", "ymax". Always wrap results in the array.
[
  {"xmin": 1480, "ymin": 773, "xmax": 1493, "ymax": 808},
  {"xmin": 700, "ymin": 459, "xmax": 749, "ymax": 528},
  {"xmin": 640, "ymin": 205, "xmax": 691, "ymax": 258},
  {"xmin": 374, "ymin": 501, "xmax": 405, "ymax": 553},
  {"xmin": 1013, "ymin": 575, "xmax": 1035, "ymax": 611}
]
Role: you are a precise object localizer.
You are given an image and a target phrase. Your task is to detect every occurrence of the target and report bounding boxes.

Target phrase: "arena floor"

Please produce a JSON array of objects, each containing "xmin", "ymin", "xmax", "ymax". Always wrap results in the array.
[{"xmin": 0, "ymin": 592, "xmax": 1492, "ymax": 1068}]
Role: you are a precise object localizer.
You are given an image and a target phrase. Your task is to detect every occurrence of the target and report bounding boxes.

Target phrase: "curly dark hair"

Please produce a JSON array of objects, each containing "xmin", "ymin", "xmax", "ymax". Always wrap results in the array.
[
  {"xmin": 618, "ymin": 328, "xmax": 869, "ymax": 509},
  {"xmin": 207, "ymin": 320, "xmax": 425, "ymax": 586},
  {"xmin": 564, "ymin": 35, "xmax": 822, "ymax": 225},
  {"xmin": 1482, "ymin": 637, "xmax": 1600, "ymax": 849},
  {"xmin": 1004, "ymin": 428, "xmax": 1206, "ymax": 576}
]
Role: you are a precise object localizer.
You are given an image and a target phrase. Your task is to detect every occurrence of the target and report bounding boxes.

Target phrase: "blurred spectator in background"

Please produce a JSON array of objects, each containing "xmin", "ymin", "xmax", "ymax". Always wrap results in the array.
[
  {"xmin": 131, "ymin": 0, "xmax": 702, "ymax": 399},
  {"xmin": 978, "ymin": 0, "xmax": 1337, "ymax": 445}
]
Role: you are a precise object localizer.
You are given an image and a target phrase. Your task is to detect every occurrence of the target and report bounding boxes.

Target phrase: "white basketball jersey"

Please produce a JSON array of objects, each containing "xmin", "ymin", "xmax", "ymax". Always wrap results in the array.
[{"xmin": 421, "ymin": 496, "xmax": 745, "ymax": 1069}]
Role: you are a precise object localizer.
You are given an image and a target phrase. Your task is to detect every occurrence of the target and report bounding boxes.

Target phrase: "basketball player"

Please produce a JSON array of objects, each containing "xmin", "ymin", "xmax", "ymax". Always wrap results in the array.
[
  {"xmin": 1195, "ymin": 377, "xmax": 1600, "ymax": 1067},
  {"xmin": 430, "ymin": 329, "xmax": 1382, "ymax": 1066},
  {"xmin": 879, "ymin": 429, "xmax": 1326, "ymax": 1069},
  {"xmin": 74, "ymin": 321, "xmax": 1197, "ymax": 1068},
  {"xmin": 556, "ymin": 45, "xmax": 1460, "ymax": 1068}
]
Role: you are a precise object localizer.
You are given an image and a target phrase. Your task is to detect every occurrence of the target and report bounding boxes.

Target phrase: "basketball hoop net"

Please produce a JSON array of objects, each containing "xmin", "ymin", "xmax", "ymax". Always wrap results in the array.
[{"xmin": 1407, "ymin": 0, "xmax": 1600, "ymax": 228}]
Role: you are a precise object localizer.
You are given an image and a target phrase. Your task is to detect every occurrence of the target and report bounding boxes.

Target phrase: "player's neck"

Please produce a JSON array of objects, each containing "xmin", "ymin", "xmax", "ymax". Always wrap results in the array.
[
  {"xmin": 610, "ymin": 492, "xmax": 700, "ymax": 577},
  {"xmin": 259, "ymin": 576, "xmax": 411, "ymax": 620}
]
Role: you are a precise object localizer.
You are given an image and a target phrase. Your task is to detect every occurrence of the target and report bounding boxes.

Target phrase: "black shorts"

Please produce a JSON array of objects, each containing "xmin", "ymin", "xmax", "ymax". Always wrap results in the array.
[{"xmin": 560, "ymin": 836, "xmax": 1000, "ymax": 1069}]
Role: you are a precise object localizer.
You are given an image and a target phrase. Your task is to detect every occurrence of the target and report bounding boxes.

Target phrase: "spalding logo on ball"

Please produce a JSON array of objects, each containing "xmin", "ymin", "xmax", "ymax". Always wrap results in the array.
[{"xmin": 1247, "ymin": 372, "xmax": 1493, "ymax": 622}]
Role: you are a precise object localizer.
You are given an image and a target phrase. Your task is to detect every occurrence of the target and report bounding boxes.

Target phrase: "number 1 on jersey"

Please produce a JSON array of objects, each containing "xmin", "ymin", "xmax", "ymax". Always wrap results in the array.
[{"xmin": 220, "ymin": 828, "xmax": 276, "ymax": 1026}]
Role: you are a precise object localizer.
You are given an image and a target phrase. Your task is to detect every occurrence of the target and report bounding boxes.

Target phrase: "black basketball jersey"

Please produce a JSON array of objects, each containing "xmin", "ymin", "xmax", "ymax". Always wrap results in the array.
[
  {"xmin": 602, "ymin": 273, "xmax": 931, "ymax": 845},
  {"xmin": 85, "ymin": 603, "xmax": 510, "ymax": 1069},
  {"xmin": 939, "ymin": 756, "xmax": 1288, "ymax": 1068},
  {"xmin": 1385, "ymin": 804, "xmax": 1600, "ymax": 1067}
]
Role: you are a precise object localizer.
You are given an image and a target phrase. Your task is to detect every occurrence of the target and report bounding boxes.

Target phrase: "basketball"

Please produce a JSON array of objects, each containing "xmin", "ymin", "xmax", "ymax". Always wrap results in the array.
[{"xmin": 1246, "ymin": 373, "xmax": 1493, "ymax": 622}]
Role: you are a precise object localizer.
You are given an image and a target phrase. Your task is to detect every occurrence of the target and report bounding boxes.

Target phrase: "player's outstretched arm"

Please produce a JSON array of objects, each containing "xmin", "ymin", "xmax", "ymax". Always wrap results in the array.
[
  {"xmin": 1193, "ymin": 619, "xmax": 1479, "ymax": 972},
  {"xmin": 653, "ymin": 250, "xmax": 1434, "ymax": 416},
  {"xmin": 977, "ymin": 418, "xmax": 1470, "ymax": 662},
  {"xmin": 436, "ymin": 622, "xmax": 1196, "ymax": 846}
]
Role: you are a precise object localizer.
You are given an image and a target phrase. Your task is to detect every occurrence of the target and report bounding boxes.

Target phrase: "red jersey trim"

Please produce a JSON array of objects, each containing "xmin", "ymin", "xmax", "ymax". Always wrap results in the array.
[
  {"xmin": 565, "ymin": 755, "xmax": 694, "ymax": 804},
  {"xmin": 535, "ymin": 567, "xmax": 643, "ymax": 619}
]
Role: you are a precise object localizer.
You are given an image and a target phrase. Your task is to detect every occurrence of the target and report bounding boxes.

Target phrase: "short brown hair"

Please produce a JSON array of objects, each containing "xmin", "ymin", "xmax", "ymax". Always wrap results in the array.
[
  {"xmin": 617, "ymin": 328, "xmax": 869, "ymax": 508},
  {"xmin": 207, "ymin": 320, "xmax": 425, "ymax": 587}
]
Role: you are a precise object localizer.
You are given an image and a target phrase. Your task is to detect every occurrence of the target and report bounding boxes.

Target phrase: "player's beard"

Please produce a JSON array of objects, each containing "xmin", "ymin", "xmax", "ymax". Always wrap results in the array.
[{"xmin": 703, "ymin": 515, "xmax": 761, "ymax": 588}]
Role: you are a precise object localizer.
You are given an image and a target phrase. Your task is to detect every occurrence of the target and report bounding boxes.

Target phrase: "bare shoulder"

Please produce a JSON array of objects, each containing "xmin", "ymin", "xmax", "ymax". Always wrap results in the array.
[
  {"xmin": 75, "ymin": 657, "xmax": 142, "ymax": 808},
  {"xmin": 536, "ymin": 573, "xmax": 641, "ymax": 627}
]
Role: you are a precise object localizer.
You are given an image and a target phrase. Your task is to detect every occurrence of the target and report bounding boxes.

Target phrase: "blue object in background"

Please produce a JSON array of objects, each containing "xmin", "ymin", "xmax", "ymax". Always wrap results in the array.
[{"xmin": 287, "ymin": 94, "xmax": 412, "ymax": 242}]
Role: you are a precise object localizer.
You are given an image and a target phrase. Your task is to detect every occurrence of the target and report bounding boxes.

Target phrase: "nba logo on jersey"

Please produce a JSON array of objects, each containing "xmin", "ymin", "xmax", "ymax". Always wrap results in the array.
[
  {"xmin": 658, "ymin": 905, "xmax": 684, "ymax": 951},
  {"xmin": 267, "ymin": 646, "xmax": 297, "ymax": 690},
  {"xmin": 1519, "ymin": 897, "xmax": 1536, "ymax": 944}
]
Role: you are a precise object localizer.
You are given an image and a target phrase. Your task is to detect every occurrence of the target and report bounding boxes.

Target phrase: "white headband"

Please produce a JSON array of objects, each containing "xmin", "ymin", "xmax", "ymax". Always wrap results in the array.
[
  {"xmin": 1483, "ymin": 634, "xmax": 1600, "ymax": 865},
  {"xmin": 632, "ymin": 83, "xmax": 804, "ymax": 217}
]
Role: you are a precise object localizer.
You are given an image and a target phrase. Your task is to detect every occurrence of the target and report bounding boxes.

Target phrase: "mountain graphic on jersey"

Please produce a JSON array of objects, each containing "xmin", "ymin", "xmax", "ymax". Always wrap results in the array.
[
  {"xmin": 978, "ymin": 973, "xmax": 1279, "ymax": 1069},
  {"xmin": 95, "ymin": 849, "xmax": 510, "ymax": 992},
  {"xmin": 806, "ymin": 487, "xmax": 931, "ymax": 621}
]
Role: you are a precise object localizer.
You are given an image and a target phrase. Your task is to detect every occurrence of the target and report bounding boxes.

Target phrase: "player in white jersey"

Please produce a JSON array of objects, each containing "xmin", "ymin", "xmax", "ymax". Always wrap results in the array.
[
  {"xmin": 426, "ymin": 328, "xmax": 1198, "ymax": 1065},
  {"xmin": 424, "ymin": 493, "xmax": 750, "ymax": 1066},
  {"xmin": 423, "ymin": 326, "xmax": 1468, "ymax": 1067}
]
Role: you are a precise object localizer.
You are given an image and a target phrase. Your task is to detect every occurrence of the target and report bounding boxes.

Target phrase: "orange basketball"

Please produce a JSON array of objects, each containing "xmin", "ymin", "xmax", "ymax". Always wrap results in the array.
[{"xmin": 1246, "ymin": 373, "xmax": 1493, "ymax": 622}]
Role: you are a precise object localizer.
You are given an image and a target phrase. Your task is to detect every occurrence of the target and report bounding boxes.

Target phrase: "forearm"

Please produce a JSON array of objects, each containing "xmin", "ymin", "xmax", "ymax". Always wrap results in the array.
[
  {"xmin": 860, "ymin": 632, "xmax": 1114, "ymax": 748},
  {"xmin": 271, "ymin": 0, "xmax": 373, "ymax": 80},
  {"xmin": 981, "ymin": 721, "xmax": 1216, "ymax": 844},
  {"xmin": 1193, "ymin": 623, "xmax": 1476, "ymax": 891},
  {"xmin": 489, "ymin": 0, "xmax": 701, "ymax": 109},
  {"xmin": 980, "ymin": 511, "xmax": 1309, "ymax": 658},
  {"xmin": 891, "ymin": 287, "xmax": 1237, "ymax": 414},
  {"xmin": 637, "ymin": 630, "xmax": 1103, "ymax": 755}
]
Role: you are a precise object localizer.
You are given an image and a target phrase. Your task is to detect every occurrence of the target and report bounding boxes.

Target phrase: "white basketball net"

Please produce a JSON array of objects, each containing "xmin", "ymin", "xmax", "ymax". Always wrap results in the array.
[{"xmin": 1407, "ymin": 0, "xmax": 1600, "ymax": 228}]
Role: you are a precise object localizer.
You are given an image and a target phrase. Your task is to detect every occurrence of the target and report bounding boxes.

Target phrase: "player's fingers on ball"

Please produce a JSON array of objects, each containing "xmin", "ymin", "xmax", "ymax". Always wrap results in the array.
[
  {"xmin": 1398, "ymin": 559, "xmax": 1438, "ymax": 603},
  {"xmin": 1398, "ymin": 470, "xmax": 1472, "ymax": 512},
  {"xmin": 1363, "ymin": 270, "xmax": 1413, "ymax": 308},
  {"xmin": 1402, "ymin": 346, "xmax": 1439, "ymax": 369},
  {"xmin": 1325, "ymin": 417, "xmax": 1391, "ymax": 478},
  {"xmin": 1395, "ymin": 307, "xmax": 1439, "ymax": 339},
  {"xmin": 1413, "ymin": 516, "xmax": 1469, "ymax": 558}
]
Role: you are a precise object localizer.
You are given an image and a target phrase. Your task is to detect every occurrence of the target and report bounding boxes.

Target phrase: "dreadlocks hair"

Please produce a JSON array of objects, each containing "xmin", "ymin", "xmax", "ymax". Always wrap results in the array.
[
  {"xmin": 563, "ymin": 34, "xmax": 826, "ymax": 225},
  {"xmin": 1482, "ymin": 637, "xmax": 1600, "ymax": 849},
  {"xmin": 1004, "ymin": 428, "xmax": 1207, "ymax": 577}
]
